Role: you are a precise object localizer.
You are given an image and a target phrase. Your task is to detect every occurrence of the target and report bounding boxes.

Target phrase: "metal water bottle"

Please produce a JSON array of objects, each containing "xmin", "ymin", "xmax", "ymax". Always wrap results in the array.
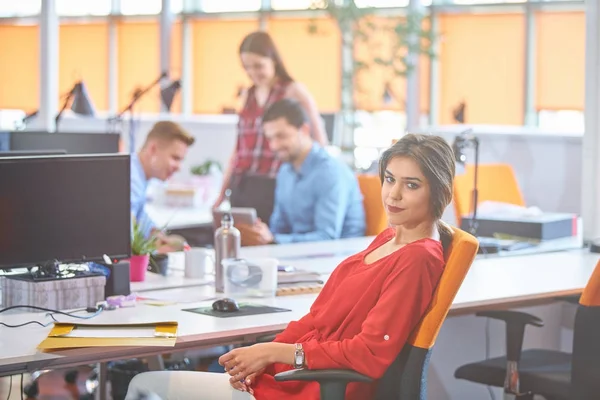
[{"xmin": 214, "ymin": 211, "xmax": 240, "ymax": 292}]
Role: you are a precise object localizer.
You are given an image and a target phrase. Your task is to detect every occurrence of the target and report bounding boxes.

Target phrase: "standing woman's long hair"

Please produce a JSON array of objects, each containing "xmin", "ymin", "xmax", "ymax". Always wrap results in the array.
[
  {"xmin": 379, "ymin": 134, "xmax": 456, "ymax": 250},
  {"xmin": 239, "ymin": 31, "xmax": 294, "ymax": 84}
]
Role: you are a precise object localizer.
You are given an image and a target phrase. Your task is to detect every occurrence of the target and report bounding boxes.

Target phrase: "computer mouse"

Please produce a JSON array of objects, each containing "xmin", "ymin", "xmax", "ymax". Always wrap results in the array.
[{"xmin": 212, "ymin": 298, "xmax": 240, "ymax": 313}]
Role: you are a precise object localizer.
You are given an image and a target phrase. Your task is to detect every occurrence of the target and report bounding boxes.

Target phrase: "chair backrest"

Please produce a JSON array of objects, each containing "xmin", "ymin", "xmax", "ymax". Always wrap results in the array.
[
  {"xmin": 356, "ymin": 174, "xmax": 388, "ymax": 237},
  {"xmin": 571, "ymin": 260, "xmax": 600, "ymax": 399},
  {"xmin": 375, "ymin": 226, "xmax": 479, "ymax": 399},
  {"xmin": 453, "ymin": 163, "xmax": 525, "ymax": 226}
]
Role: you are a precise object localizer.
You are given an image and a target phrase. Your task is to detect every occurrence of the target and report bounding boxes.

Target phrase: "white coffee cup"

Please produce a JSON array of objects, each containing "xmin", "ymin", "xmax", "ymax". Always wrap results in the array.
[{"xmin": 184, "ymin": 247, "xmax": 215, "ymax": 279}]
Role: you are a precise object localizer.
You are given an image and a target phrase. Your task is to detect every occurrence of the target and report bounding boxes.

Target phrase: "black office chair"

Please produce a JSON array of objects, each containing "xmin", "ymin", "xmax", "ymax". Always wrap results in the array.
[
  {"xmin": 454, "ymin": 260, "xmax": 600, "ymax": 400},
  {"xmin": 270, "ymin": 227, "xmax": 479, "ymax": 400}
]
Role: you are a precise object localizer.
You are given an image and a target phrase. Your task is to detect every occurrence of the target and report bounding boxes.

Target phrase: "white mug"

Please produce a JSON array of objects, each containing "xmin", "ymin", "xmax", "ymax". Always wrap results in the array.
[{"xmin": 184, "ymin": 247, "xmax": 215, "ymax": 279}]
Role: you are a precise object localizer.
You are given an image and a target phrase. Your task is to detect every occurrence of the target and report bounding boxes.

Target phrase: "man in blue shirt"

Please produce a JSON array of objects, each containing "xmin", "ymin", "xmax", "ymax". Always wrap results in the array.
[
  {"xmin": 131, "ymin": 121, "xmax": 195, "ymax": 251},
  {"xmin": 237, "ymin": 99, "xmax": 366, "ymax": 245}
]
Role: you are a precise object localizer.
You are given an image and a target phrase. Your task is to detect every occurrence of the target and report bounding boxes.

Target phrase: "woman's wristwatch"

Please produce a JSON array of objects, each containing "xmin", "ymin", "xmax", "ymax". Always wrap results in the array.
[{"xmin": 293, "ymin": 343, "xmax": 305, "ymax": 369}]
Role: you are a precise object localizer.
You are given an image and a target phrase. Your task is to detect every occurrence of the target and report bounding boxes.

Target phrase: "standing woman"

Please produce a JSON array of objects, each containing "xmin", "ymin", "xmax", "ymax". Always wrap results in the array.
[{"xmin": 213, "ymin": 31, "xmax": 329, "ymax": 223}]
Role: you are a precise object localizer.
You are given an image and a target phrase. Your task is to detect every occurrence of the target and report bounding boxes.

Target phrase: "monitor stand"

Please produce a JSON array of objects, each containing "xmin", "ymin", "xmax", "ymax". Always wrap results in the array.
[{"xmin": 8, "ymin": 260, "xmax": 103, "ymax": 282}]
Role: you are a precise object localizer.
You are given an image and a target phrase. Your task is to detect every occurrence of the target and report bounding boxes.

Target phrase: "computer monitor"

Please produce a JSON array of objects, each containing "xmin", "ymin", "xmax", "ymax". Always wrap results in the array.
[
  {"xmin": 10, "ymin": 131, "xmax": 120, "ymax": 154},
  {"xmin": 0, "ymin": 154, "xmax": 131, "ymax": 271},
  {"xmin": 0, "ymin": 149, "xmax": 67, "ymax": 157}
]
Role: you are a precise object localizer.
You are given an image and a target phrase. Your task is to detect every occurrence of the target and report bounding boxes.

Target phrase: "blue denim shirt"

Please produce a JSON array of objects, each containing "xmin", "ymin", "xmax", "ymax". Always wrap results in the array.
[
  {"xmin": 270, "ymin": 143, "xmax": 366, "ymax": 243},
  {"xmin": 130, "ymin": 153, "xmax": 154, "ymax": 237}
]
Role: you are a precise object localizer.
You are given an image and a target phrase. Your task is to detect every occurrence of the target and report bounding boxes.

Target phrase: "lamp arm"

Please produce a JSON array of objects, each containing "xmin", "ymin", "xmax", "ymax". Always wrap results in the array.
[
  {"xmin": 116, "ymin": 72, "xmax": 167, "ymax": 119},
  {"xmin": 55, "ymin": 88, "xmax": 76, "ymax": 131}
]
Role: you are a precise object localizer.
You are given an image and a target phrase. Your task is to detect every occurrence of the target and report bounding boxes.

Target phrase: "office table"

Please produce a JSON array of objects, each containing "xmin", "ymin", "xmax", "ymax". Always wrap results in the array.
[
  {"xmin": 0, "ymin": 245, "xmax": 597, "ymax": 378},
  {"xmin": 145, "ymin": 204, "xmax": 212, "ymax": 230}
]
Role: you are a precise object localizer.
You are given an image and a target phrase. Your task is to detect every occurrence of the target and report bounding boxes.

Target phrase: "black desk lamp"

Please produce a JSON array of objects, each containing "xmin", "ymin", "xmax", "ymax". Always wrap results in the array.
[
  {"xmin": 453, "ymin": 130, "xmax": 501, "ymax": 254},
  {"xmin": 17, "ymin": 81, "xmax": 95, "ymax": 131},
  {"xmin": 110, "ymin": 72, "xmax": 181, "ymax": 153},
  {"xmin": 452, "ymin": 129, "xmax": 479, "ymax": 236},
  {"xmin": 161, "ymin": 79, "xmax": 181, "ymax": 111},
  {"xmin": 55, "ymin": 81, "xmax": 96, "ymax": 131}
]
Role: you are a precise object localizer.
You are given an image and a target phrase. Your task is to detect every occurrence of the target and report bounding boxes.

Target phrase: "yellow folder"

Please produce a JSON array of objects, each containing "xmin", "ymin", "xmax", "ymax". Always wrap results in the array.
[{"xmin": 37, "ymin": 321, "xmax": 178, "ymax": 350}]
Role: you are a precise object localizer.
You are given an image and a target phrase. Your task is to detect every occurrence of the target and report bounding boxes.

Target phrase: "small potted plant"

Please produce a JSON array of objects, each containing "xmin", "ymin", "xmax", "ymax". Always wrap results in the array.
[
  {"xmin": 190, "ymin": 160, "xmax": 222, "ymax": 204},
  {"xmin": 190, "ymin": 160, "xmax": 222, "ymax": 177},
  {"xmin": 130, "ymin": 219, "xmax": 157, "ymax": 282}
]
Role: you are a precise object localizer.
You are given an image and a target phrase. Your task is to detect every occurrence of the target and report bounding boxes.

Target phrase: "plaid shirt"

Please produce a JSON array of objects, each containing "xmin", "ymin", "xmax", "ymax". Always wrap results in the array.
[{"xmin": 232, "ymin": 81, "xmax": 290, "ymax": 178}]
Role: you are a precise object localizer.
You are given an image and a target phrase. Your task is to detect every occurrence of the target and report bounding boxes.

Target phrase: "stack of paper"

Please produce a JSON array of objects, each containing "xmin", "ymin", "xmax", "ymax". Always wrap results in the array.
[
  {"xmin": 37, "ymin": 321, "xmax": 178, "ymax": 350},
  {"xmin": 277, "ymin": 270, "xmax": 322, "ymax": 285}
]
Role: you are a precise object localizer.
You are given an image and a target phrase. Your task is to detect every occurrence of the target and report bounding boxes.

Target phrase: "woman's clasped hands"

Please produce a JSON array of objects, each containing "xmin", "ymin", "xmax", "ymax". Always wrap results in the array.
[{"xmin": 218, "ymin": 342, "xmax": 294, "ymax": 394}]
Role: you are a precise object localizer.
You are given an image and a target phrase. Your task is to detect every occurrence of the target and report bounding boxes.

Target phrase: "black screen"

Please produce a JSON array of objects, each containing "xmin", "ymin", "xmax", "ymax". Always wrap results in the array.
[
  {"xmin": 0, "ymin": 154, "xmax": 131, "ymax": 269},
  {"xmin": 0, "ymin": 150, "xmax": 67, "ymax": 157},
  {"xmin": 10, "ymin": 131, "xmax": 120, "ymax": 154}
]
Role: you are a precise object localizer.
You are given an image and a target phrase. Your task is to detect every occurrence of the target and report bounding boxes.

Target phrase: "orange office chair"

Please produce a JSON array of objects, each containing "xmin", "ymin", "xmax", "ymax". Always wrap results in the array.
[
  {"xmin": 453, "ymin": 163, "xmax": 525, "ymax": 226},
  {"xmin": 274, "ymin": 226, "xmax": 480, "ymax": 399},
  {"xmin": 356, "ymin": 174, "xmax": 388, "ymax": 236},
  {"xmin": 455, "ymin": 259, "xmax": 600, "ymax": 400}
]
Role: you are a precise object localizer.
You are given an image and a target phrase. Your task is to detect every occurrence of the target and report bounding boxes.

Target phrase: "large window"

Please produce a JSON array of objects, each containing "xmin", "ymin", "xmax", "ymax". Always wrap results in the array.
[
  {"xmin": 0, "ymin": 0, "xmax": 183, "ymax": 17},
  {"xmin": 442, "ymin": 0, "xmax": 525, "ymax": 3},
  {"xmin": 200, "ymin": 0, "xmax": 261, "ymax": 13},
  {"xmin": 119, "ymin": 0, "xmax": 183, "ymax": 15},
  {"xmin": 271, "ymin": 0, "xmax": 433, "ymax": 9},
  {"xmin": 355, "ymin": 0, "xmax": 432, "ymax": 7},
  {"xmin": 271, "ymin": 0, "xmax": 315, "ymax": 10},
  {"xmin": 57, "ymin": 0, "xmax": 111, "ymax": 16},
  {"xmin": 0, "ymin": 0, "xmax": 41, "ymax": 17},
  {"xmin": 120, "ymin": 0, "xmax": 162, "ymax": 15}
]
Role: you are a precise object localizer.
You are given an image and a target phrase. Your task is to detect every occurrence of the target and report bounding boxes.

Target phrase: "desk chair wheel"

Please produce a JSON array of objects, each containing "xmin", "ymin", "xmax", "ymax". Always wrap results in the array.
[
  {"xmin": 23, "ymin": 380, "xmax": 39, "ymax": 399},
  {"xmin": 22, "ymin": 368, "xmax": 98, "ymax": 400}
]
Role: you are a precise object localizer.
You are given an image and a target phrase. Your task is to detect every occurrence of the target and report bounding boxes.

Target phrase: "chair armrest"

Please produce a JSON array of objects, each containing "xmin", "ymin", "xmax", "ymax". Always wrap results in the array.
[
  {"xmin": 275, "ymin": 369, "xmax": 372, "ymax": 400},
  {"xmin": 275, "ymin": 368, "xmax": 373, "ymax": 383},
  {"xmin": 476, "ymin": 310, "xmax": 544, "ymax": 327},
  {"xmin": 255, "ymin": 334, "xmax": 278, "ymax": 343},
  {"xmin": 476, "ymin": 310, "xmax": 543, "ymax": 362},
  {"xmin": 557, "ymin": 294, "xmax": 580, "ymax": 305}
]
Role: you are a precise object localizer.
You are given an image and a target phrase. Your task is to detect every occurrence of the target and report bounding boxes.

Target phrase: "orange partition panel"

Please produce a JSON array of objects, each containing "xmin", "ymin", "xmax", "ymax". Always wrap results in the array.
[
  {"xmin": 439, "ymin": 14, "xmax": 525, "ymax": 125},
  {"xmin": 0, "ymin": 25, "xmax": 39, "ymax": 112},
  {"xmin": 357, "ymin": 174, "xmax": 388, "ymax": 236},
  {"xmin": 118, "ymin": 21, "xmax": 160, "ymax": 113},
  {"xmin": 536, "ymin": 12, "xmax": 585, "ymax": 111},
  {"xmin": 453, "ymin": 163, "xmax": 525, "ymax": 225},
  {"xmin": 60, "ymin": 23, "xmax": 109, "ymax": 111},
  {"xmin": 192, "ymin": 19, "xmax": 258, "ymax": 114},
  {"xmin": 269, "ymin": 17, "xmax": 341, "ymax": 112}
]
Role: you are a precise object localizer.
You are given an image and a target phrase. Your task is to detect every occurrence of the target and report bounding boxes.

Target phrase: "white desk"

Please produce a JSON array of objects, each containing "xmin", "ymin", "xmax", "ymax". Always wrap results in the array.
[
  {"xmin": 145, "ymin": 204, "xmax": 212, "ymax": 230},
  {"xmin": 132, "ymin": 232, "xmax": 584, "ymax": 296},
  {"xmin": 0, "ymin": 246, "xmax": 598, "ymax": 377}
]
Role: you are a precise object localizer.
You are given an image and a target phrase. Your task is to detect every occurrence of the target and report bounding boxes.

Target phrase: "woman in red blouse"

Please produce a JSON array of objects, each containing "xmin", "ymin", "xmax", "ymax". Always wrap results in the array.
[
  {"xmin": 213, "ymin": 31, "xmax": 328, "ymax": 223},
  {"xmin": 126, "ymin": 133, "xmax": 456, "ymax": 400}
]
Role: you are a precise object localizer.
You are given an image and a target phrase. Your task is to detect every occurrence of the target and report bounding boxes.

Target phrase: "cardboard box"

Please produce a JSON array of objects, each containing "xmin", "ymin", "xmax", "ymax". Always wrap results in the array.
[
  {"xmin": 460, "ymin": 213, "xmax": 578, "ymax": 241},
  {"xmin": 1, "ymin": 274, "xmax": 105, "ymax": 311}
]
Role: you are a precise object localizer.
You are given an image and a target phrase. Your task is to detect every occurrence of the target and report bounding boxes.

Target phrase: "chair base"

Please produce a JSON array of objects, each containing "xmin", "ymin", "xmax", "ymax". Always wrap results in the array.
[{"xmin": 455, "ymin": 349, "xmax": 571, "ymax": 400}]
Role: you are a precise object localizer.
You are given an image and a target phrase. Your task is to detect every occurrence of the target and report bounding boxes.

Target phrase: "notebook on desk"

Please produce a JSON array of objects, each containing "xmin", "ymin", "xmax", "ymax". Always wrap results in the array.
[
  {"xmin": 477, "ymin": 237, "xmax": 537, "ymax": 254},
  {"xmin": 278, "ymin": 270, "xmax": 322, "ymax": 285}
]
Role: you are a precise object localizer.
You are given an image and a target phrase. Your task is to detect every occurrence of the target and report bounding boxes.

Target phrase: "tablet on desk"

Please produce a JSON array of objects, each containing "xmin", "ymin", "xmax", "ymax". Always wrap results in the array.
[{"xmin": 213, "ymin": 207, "xmax": 257, "ymax": 225}]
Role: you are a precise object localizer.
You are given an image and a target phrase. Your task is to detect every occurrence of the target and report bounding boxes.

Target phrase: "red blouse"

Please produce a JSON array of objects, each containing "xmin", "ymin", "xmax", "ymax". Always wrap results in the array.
[
  {"xmin": 233, "ymin": 80, "xmax": 290, "ymax": 178},
  {"xmin": 252, "ymin": 228, "xmax": 445, "ymax": 400}
]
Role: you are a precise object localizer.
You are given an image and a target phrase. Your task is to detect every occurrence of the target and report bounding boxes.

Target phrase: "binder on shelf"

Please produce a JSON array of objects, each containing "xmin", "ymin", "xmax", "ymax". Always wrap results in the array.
[{"xmin": 37, "ymin": 321, "xmax": 178, "ymax": 350}]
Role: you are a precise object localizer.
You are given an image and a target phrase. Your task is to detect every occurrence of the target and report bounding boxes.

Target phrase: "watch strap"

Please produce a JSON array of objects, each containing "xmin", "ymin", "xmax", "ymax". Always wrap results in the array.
[{"xmin": 293, "ymin": 343, "xmax": 304, "ymax": 369}]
